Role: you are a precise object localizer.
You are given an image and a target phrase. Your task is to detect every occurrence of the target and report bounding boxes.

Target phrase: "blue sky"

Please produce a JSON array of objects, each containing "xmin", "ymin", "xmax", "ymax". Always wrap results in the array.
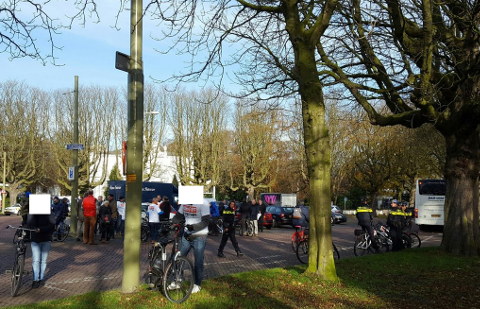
[{"xmin": 0, "ymin": 2, "xmax": 227, "ymax": 92}]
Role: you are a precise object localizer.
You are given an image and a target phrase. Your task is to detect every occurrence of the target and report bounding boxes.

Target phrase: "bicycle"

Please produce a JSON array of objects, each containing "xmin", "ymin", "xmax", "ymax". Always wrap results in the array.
[
  {"xmin": 6, "ymin": 225, "xmax": 36, "ymax": 297},
  {"xmin": 53, "ymin": 220, "xmax": 70, "ymax": 242},
  {"xmin": 291, "ymin": 226, "xmax": 307, "ymax": 252},
  {"xmin": 353, "ymin": 225, "xmax": 392, "ymax": 256},
  {"xmin": 295, "ymin": 233, "xmax": 340, "ymax": 264},
  {"xmin": 246, "ymin": 219, "xmax": 255, "ymax": 236},
  {"xmin": 145, "ymin": 221, "xmax": 194, "ymax": 303}
]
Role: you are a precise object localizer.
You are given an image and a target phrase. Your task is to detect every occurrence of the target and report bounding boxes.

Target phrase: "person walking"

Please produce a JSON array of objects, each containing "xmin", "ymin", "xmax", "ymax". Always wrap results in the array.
[
  {"xmin": 208, "ymin": 201, "xmax": 220, "ymax": 236},
  {"xmin": 27, "ymin": 212, "xmax": 55, "ymax": 288},
  {"xmin": 82, "ymin": 190, "xmax": 98, "ymax": 245},
  {"xmin": 217, "ymin": 201, "xmax": 243, "ymax": 258},
  {"xmin": 171, "ymin": 200, "xmax": 210, "ymax": 294}
]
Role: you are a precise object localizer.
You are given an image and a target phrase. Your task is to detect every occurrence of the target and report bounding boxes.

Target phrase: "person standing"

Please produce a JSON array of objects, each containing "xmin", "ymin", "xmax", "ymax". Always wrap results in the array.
[
  {"xmin": 208, "ymin": 201, "xmax": 220, "ymax": 236},
  {"xmin": 249, "ymin": 199, "xmax": 259, "ymax": 236},
  {"xmin": 258, "ymin": 199, "xmax": 267, "ymax": 232},
  {"xmin": 117, "ymin": 196, "xmax": 126, "ymax": 238},
  {"xmin": 159, "ymin": 196, "xmax": 172, "ymax": 221},
  {"xmin": 172, "ymin": 200, "xmax": 210, "ymax": 294},
  {"xmin": 387, "ymin": 199, "xmax": 406, "ymax": 251},
  {"xmin": 217, "ymin": 201, "xmax": 243, "ymax": 257},
  {"xmin": 238, "ymin": 200, "xmax": 250, "ymax": 236},
  {"xmin": 147, "ymin": 197, "xmax": 161, "ymax": 243},
  {"xmin": 76, "ymin": 193, "xmax": 87, "ymax": 241},
  {"xmin": 99, "ymin": 201, "xmax": 113, "ymax": 243},
  {"xmin": 82, "ymin": 190, "xmax": 98, "ymax": 245},
  {"xmin": 107, "ymin": 194, "xmax": 118, "ymax": 239},
  {"xmin": 27, "ymin": 212, "xmax": 55, "ymax": 288}
]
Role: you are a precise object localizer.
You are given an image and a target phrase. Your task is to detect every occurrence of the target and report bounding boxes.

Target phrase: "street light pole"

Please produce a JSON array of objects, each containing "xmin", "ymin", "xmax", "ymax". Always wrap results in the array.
[
  {"xmin": 70, "ymin": 76, "xmax": 79, "ymax": 234},
  {"xmin": 122, "ymin": 0, "xmax": 144, "ymax": 293}
]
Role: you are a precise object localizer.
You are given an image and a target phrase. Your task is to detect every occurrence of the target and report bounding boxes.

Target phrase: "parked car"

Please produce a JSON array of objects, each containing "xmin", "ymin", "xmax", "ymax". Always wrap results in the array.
[
  {"xmin": 331, "ymin": 212, "xmax": 347, "ymax": 224},
  {"xmin": 4, "ymin": 204, "xmax": 21, "ymax": 216},
  {"xmin": 331, "ymin": 205, "xmax": 347, "ymax": 224},
  {"xmin": 261, "ymin": 212, "xmax": 274, "ymax": 229},
  {"xmin": 266, "ymin": 206, "xmax": 295, "ymax": 227}
]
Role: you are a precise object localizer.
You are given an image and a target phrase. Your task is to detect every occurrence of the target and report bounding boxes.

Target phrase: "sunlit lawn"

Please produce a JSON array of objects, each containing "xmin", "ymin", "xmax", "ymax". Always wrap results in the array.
[{"xmin": 5, "ymin": 247, "xmax": 480, "ymax": 309}]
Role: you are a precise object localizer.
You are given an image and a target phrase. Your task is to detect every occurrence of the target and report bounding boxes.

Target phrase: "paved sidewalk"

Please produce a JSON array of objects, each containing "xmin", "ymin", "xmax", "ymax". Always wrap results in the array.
[{"xmin": 0, "ymin": 216, "xmax": 299, "ymax": 307}]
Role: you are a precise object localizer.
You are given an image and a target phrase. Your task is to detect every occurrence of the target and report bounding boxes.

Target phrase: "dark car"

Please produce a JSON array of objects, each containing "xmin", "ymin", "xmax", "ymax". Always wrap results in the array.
[{"xmin": 266, "ymin": 206, "xmax": 295, "ymax": 227}]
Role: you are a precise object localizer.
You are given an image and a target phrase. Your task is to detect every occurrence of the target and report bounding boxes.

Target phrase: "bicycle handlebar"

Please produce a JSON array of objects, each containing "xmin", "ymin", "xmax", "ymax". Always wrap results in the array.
[{"xmin": 6, "ymin": 225, "xmax": 37, "ymax": 232}]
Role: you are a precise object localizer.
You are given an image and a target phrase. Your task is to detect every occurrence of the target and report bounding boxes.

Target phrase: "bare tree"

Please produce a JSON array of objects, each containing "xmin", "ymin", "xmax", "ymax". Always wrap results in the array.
[{"xmin": 319, "ymin": 0, "xmax": 479, "ymax": 255}]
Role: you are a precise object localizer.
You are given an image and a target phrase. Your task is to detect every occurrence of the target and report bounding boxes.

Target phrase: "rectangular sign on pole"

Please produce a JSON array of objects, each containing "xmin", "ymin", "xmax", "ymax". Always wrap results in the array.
[
  {"xmin": 66, "ymin": 144, "xmax": 84, "ymax": 150},
  {"xmin": 68, "ymin": 167, "xmax": 75, "ymax": 181}
]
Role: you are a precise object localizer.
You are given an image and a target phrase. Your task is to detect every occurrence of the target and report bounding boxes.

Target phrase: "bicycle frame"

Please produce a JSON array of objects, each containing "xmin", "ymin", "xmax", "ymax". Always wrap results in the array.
[{"xmin": 7, "ymin": 225, "xmax": 36, "ymax": 297}]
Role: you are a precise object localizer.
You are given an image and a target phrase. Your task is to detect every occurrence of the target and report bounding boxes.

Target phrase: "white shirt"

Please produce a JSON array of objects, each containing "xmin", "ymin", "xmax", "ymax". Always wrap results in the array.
[
  {"xmin": 147, "ymin": 203, "xmax": 161, "ymax": 223},
  {"xmin": 117, "ymin": 201, "xmax": 126, "ymax": 219},
  {"xmin": 178, "ymin": 201, "xmax": 210, "ymax": 236}
]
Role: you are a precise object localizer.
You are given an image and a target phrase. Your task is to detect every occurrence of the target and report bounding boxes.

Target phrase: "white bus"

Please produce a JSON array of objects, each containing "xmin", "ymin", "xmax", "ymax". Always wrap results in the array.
[{"xmin": 414, "ymin": 179, "xmax": 446, "ymax": 226}]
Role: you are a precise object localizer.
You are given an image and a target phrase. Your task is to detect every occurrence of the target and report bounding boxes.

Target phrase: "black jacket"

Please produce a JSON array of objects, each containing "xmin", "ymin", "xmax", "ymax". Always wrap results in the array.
[{"xmin": 27, "ymin": 215, "xmax": 55, "ymax": 243}]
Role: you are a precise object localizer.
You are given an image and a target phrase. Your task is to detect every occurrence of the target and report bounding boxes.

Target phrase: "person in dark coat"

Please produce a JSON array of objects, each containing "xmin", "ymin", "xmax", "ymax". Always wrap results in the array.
[
  {"xmin": 27, "ymin": 213, "xmax": 55, "ymax": 288},
  {"xmin": 218, "ymin": 201, "xmax": 243, "ymax": 257},
  {"xmin": 99, "ymin": 201, "xmax": 113, "ymax": 242}
]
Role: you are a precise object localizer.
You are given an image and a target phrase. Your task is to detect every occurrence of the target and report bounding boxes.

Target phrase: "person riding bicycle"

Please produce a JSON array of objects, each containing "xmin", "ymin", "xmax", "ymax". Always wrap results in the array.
[
  {"xmin": 387, "ymin": 199, "xmax": 407, "ymax": 251},
  {"xmin": 356, "ymin": 201, "xmax": 380, "ymax": 253}
]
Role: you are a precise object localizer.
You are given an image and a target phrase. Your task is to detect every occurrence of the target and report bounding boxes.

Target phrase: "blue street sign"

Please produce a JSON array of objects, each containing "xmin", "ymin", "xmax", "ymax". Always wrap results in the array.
[
  {"xmin": 66, "ymin": 144, "xmax": 84, "ymax": 150},
  {"xmin": 68, "ymin": 167, "xmax": 75, "ymax": 181}
]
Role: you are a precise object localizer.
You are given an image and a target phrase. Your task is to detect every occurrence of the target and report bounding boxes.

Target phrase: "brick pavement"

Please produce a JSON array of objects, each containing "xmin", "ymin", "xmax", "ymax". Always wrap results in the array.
[{"xmin": 0, "ymin": 216, "xmax": 300, "ymax": 307}]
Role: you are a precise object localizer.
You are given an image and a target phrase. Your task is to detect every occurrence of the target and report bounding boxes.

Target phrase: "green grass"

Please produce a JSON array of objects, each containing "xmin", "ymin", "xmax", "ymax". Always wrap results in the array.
[{"xmin": 5, "ymin": 247, "xmax": 480, "ymax": 309}]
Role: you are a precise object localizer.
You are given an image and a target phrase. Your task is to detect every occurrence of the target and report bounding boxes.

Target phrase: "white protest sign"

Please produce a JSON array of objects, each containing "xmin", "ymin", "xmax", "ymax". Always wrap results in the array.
[
  {"xmin": 29, "ymin": 194, "xmax": 51, "ymax": 215},
  {"xmin": 178, "ymin": 186, "xmax": 204, "ymax": 205}
]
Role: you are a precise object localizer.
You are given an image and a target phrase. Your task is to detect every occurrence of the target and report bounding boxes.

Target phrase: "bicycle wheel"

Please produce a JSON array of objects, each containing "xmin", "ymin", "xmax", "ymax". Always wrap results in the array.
[
  {"xmin": 11, "ymin": 253, "xmax": 25, "ymax": 297},
  {"xmin": 402, "ymin": 233, "xmax": 413, "ymax": 249},
  {"xmin": 354, "ymin": 234, "xmax": 372, "ymax": 256},
  {"xmin": 246, "ymin": 222, "xmax": 254, "ymax": 237},
  {"xmin": 332, "ymin": 242, "xmax": 340, "ymax": 260},
  {"xmin": 408, "ymin": 233, "xmax": 421, "ymax": 248},
  {"xmin": 57, "ymin": 223, "xmax": 70, "ymax": 242},
  {"xmin": 163, "ymin": 256, "xmax": 194, "ymax": 303},
  {"xmin": 296, "ymin": 239, "xmax": 309, "ymax": 264}
]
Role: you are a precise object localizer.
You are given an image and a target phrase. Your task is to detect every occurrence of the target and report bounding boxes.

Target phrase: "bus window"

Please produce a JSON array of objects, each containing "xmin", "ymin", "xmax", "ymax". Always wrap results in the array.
[{"xmin": 418, "ymin": 180, "xmax": 446, "ymax": 196}]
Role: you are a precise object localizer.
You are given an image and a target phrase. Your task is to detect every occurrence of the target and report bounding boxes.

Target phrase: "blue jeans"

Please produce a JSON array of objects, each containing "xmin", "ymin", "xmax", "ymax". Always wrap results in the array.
[
  {"xmin": 180, "ymin": 236, "xmax": 206, "ymax": 286},
  {"xmin": 31, "ymin": 241, "xmax": 51, "ymax": 281}
]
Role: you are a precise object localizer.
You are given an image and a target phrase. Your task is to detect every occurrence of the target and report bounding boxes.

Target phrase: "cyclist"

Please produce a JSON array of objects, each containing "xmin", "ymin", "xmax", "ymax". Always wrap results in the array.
[
  {"xmin": 387, "ymin": 199, "xmax": 407, "ymax": 251},
  {"xmin": 355, "ymin": 201, "xmax": 380, "ymax": 253},
  {"xmin": 217, "ymin": 200, "xmax": 243, "ymax": 257}
]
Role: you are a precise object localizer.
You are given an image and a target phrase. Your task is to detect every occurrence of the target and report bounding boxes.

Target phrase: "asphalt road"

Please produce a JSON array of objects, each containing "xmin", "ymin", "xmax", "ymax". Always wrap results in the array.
[{"xmin": 0, "ymin": 214, "xmax": 442, "ymax": 307}]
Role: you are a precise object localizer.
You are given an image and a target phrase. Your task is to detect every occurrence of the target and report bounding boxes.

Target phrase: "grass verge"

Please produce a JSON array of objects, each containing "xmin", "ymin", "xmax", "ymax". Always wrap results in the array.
[{"xmin": 5, "ymin": 247, "xmax": 480, "ymax": 309}]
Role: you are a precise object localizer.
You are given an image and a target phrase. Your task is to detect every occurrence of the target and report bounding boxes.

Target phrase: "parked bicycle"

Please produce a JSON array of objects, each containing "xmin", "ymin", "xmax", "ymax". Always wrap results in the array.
[
  {"xmin": 145, "ymin": 220, "xmax": 194, "ymax": 303},
  {"xmin": 53, "ymin": 220, "xmax": 70, "ymax": 242},
  {"xmin": 295, "ymin": 232, "xmax": 340, "ymax": 264},
  {"xmin": 6, "ymin": 225, "xmax": 36, "ymax": 297}
]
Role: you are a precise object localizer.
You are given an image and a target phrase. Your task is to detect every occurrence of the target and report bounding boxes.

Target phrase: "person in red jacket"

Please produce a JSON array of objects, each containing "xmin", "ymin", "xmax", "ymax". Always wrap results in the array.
[{"xmin": 82, "ymin": 190, "xmax": 98, "ymax": 245}]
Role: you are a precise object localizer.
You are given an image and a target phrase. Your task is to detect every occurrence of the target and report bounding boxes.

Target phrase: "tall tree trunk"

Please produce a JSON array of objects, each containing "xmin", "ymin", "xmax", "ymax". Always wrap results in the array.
[
  {"xmin": 442, "ymin": 128, "xmax": 480, "ymax": 256},
  {"xmin": 302, "ymin": 91, "xmax": 337, "ymax": 280}
]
